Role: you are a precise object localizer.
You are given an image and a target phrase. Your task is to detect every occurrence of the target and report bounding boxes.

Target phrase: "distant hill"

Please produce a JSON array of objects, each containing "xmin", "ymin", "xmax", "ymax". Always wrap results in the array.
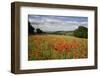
[{"xmin": 44, "ymin": 31, "xmax": 74, "ymax": 36}]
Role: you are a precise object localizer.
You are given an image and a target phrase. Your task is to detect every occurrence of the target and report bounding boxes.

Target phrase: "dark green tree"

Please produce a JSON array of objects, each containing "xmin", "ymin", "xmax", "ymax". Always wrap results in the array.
[
  {"xmin": 36, "ymin": 28, "xmax": 43, "ymax": 34},
  {"xmin": 74, "ymin": 26, "xmax": 88, "ymax": 38},
  {"xmin": 28, "ymin": 21, "xmax": 35, "ymax": 35}
]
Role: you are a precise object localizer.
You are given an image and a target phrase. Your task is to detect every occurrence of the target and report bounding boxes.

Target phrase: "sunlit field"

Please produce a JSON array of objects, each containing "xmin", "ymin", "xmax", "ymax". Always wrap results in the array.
[{"xmin": 28, "ymin": 35, "xmax": 88, "ymax": 60}]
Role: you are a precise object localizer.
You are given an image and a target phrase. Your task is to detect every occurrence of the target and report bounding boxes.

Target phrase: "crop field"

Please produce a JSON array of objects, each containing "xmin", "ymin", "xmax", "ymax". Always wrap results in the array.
[{"xmin": 28, "ymin": 35, "xmax": 88, "ymax": 60}]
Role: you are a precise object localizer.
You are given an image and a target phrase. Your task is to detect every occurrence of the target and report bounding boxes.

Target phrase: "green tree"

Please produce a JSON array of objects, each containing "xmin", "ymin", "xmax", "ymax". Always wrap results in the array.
[
  {"xmin": 28, "ymin": 21, "xmax": 35, "ymax": 35},
  {"xmin": 36, "ymin": 28, "xmax": 43, "ymax": 34},
  {"xmin": 74, "ymin": 26, "xmax": 88, "ymax": 38}
]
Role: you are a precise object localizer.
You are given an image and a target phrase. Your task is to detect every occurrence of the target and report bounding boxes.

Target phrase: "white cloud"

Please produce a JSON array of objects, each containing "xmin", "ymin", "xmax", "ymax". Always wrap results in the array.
[
  {"xmin": 29, "ymin": 16, "xmax": 88, "ymax": 32},
  {"xmin": 31, "ymin": 21, "xmax": 87, "ymax": 32}
]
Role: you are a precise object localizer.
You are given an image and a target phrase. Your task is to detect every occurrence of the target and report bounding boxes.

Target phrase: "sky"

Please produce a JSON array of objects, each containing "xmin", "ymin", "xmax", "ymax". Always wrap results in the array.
[{"xmin": 28, "ymin": 15, "xmax": 88, "ymax": 32}]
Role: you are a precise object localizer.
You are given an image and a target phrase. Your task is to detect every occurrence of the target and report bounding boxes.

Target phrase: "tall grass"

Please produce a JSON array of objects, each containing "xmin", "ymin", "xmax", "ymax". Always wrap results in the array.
[{"xmin": 28, "ymin": 35, "xmax": 88, "ymax": 60}]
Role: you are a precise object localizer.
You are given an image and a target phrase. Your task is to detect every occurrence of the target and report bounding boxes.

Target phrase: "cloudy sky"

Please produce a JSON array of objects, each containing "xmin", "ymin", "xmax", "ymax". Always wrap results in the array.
[{"xmin": 28, "ymin": 15, "xmax": 88, "ymax": 32}]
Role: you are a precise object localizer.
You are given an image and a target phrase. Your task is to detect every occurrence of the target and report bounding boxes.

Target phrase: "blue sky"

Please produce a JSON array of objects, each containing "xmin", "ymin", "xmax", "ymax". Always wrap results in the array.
[{"xmin": 28, "ymin": 15, "xmax": 88, "ymax": 32}]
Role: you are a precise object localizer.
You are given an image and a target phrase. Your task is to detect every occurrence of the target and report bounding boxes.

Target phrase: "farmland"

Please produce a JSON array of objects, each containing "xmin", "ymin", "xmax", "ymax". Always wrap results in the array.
[{"xmin": 28, "ymin": 35, "xmax": 88, "ymax": 60}]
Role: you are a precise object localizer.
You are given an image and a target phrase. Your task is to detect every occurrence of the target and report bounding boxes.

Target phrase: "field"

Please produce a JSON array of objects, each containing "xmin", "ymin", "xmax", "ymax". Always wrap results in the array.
[{"xmin": 28, "ymin": 35, "xmax": 88, "ymax": 60}]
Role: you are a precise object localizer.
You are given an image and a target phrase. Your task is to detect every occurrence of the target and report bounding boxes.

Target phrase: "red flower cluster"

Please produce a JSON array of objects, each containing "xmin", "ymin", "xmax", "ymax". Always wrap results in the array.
[
  {"xmin": 54, "ymin": 39, "xmax": 79, "ymax": 52},
  {"xmin": 54, "ymin": 42, "xmax": 69, "ymax": 52}
]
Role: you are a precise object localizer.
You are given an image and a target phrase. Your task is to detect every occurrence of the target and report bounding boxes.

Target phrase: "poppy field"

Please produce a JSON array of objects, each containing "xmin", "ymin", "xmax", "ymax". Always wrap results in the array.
[{"xmin": 28, "ymin": 35, "xmax": 88, "ymax": 60}]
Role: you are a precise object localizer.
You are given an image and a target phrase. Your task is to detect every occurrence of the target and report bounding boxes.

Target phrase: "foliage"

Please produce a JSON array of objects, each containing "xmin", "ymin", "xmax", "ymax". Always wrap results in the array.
[
  {"xmin": 74, "ymin": 26, "xmax": 88, "ymax": 38},
  {"xmin": 28, "ymin": 21, "xmax": 35, "ymax": 35},
  {"xmin": 36, "ymin": 28, "xmax": 44, "ymax": 34}
]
